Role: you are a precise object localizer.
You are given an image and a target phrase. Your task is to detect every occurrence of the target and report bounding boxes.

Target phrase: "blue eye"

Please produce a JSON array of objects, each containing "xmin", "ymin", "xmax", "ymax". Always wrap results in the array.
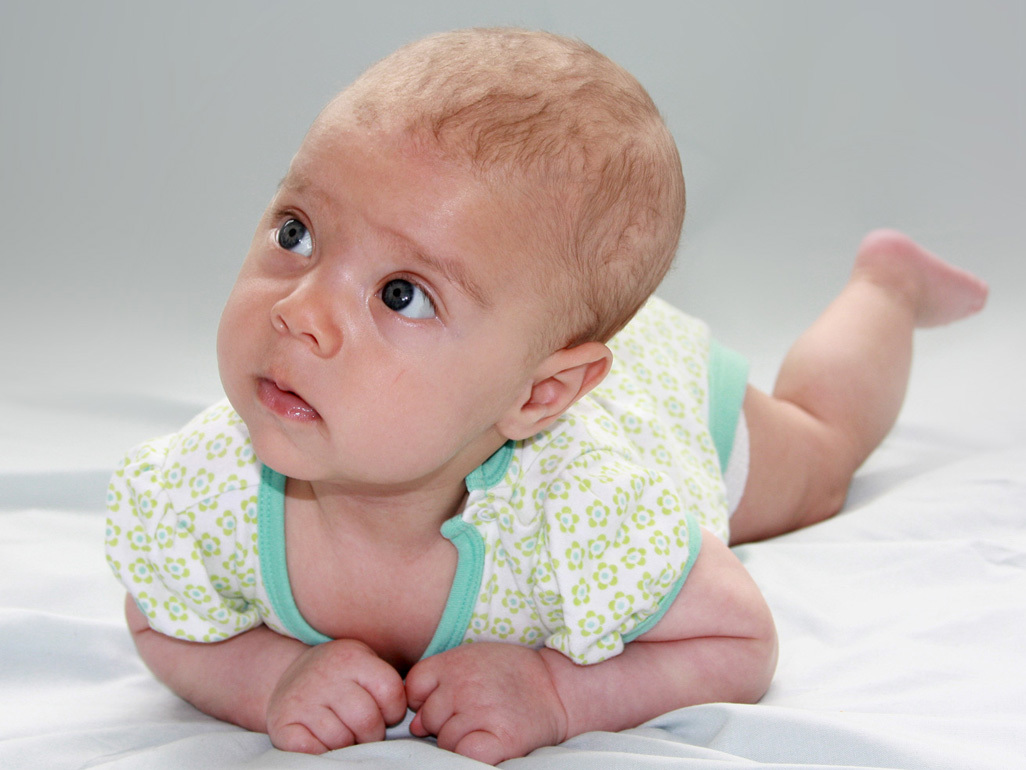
[
  {"xmin": 381, "ymin": 279, "xmax": 436, "ymax": 319},
  {"xmin": 277, "ymin": 219, "xmax": 313, "ymax": 257}
]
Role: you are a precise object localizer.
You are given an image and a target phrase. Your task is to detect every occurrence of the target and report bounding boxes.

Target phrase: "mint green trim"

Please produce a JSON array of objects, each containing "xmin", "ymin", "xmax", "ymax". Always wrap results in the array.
[
  {"xmin": 708, "ymin": 340, "xmax": 750, "ymax": 473},
  {"xmin": 623, "ymin": 513, "xmax": 704, "ymax": 642},
  {"xmin": 421, "ymin": 517, "xmax": 485, "ymax": 658},
  {"xmin": 257, "ymin": 466, "xmax": 331, "ymax": 646},
  {"xmin": 256, "ymin": 465, "xmax": 481, "ymax": 655},
  {"xmin": 465, "ymin": 440, "xmax": 515, "ymax": 491}
]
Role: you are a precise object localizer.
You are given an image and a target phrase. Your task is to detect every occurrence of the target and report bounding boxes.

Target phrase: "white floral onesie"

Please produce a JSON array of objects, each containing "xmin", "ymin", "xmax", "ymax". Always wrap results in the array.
[{"xmin": 106, "ymin": 297, "xmax": 748, "ymax": 665}]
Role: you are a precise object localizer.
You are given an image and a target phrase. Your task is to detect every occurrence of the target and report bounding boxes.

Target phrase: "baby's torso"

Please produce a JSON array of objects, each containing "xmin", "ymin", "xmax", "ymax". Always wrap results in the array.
[
  {"xmin": 281, "ymin": 483, "xmax": 458, "ymax": 673},
  {"xmin": 107, "ymin": 297, "xmax": 742, "ymax": 667}
]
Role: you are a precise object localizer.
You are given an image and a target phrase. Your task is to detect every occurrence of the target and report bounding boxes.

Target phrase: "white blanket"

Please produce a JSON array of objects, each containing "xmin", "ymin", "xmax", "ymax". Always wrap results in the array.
[
  {"xmin": 2, "ymin": 335, "xmax": 1024, "ymax": 769},
  {"xmin": 2, "ymin": 2, "xmax": 1023, "ymax": 767}
]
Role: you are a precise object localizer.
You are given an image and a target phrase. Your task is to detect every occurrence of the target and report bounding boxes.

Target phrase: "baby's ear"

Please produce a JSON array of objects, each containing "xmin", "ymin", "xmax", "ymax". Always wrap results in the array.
[{"xmin": 496, "ymin": 342, "xmax": 613, "ymax": 441}]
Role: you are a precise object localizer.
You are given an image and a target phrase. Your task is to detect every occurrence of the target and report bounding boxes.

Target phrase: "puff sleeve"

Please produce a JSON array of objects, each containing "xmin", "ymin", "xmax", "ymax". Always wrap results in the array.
[
  {"xmin": 104, "ymin": 411, "xmax": 268, "ymax": 642},
  {"xmin": 520, "ymin": 449, "xmax": 703, "ymax": 664}
]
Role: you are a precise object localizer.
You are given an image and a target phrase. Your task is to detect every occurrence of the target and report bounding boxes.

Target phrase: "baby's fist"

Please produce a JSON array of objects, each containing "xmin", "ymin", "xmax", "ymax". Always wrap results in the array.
[
  {"xmin": 267, "ymin": 639, "xmax": 406, "ymax": 753},
  {"xmin": 406, "ymin": 642, "xmax": 568, "ymax": 764}
]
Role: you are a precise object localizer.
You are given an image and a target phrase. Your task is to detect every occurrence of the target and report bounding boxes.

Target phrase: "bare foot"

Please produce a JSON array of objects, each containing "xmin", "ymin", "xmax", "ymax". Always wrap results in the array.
[{"xmin": 852, "ymin": 229, "xmax": 989, "ymax": 328}]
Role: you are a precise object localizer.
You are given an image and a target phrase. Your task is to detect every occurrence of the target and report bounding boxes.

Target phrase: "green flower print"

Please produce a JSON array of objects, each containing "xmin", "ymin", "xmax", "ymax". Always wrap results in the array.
[
  {"xmin": 611, "ymin": 486, "xmax": 631, "ymax": 512},
  {"xmin": 571, "ymin": 578, "xmax": 591, "ymax": 607},
  {"xmin": 555, "ymin": 506, "xmax": 579, "ymax": 534},
  {"xmin": 205, "ymin": 433, "xmax": 233, "ymax": 460},
  {"xmin": 175, "ymin": 510, "xmax": 196, "ymax": 538},
  {"xmin": 197, "ymin": 532, "xmax": 222, "ymax": 558},
  {"xmin": 209, "ymin": 605, "xmax": 233, "ymax": 624},
  {"xmin": 519, "ymin": 626, "xmax": 543, "ymax": 646},
  {"xmin": 163, "ymin": 557, "xmax": 190, "ymax": 580},
  {"xmin": 181, "ymin": 431, "xmax": 203, "ymax": 455},
  {"xmin": 587, "ymin": 534, "xmax": 611, "ymax": 559},
  {"xmin": 188, "ymin": 468, "xmax": 216, "ymax": 499},
  {"xmin": 586, "ymin": 501, "xmax": 610, "ymax": 529},
  {"xmin": 469, "ymin": 613, "xmax": 490, "ymax": 636},
  {"xmin": 490, "ymin": 617, "xmax": 515, "ymax": 639},
  {"xmin": 578, "ymin": 610, "xmax": 606, "ymax": 637},
  {"xmin": 107, "ymin": 486, "xmax": 122, "ymax": 513},
  {"xmin": 497, "ymin": 510, "xmax": 515, "ymax": 534},
  {"xmin": 241, "ymin": 495, "xmax": 258, "ymax": 526},
  {"xmin": 593, "ymin": 561, "xmax": 619, "ymax": 590},
  {"xmin": 656, "ymin": 491, "xmax": 680, "ymax": 516},
  {"xmin": 197, "ymin": 496, "xmax": 220, "ymax": 515},
  {"xmin": 673, "ymin": 518, "xmax": 692, "ymax": 549},
  {"xmin": 542, "ymin": 478, "xmax": 571, "ymax": 502},
  {"xmin": 663, "ymin": 396, "xmax": 686, "ymax": 420},
  {"xmin": 658, "ymin": 371, "xmax": 680, "ymax": 392},
  {"xmin": 623, "ymin": 546, "xmax": 647, "ymax": 568},
  {"xmin": 163, "ymin": 596, "xmax": 190, "ymax": 623},
  {"xmin": 215, "ymin": 511, "xmax": 237, "ymax": 537},
  {"xmin": 620, "ymin": 413, "xmax": 643, "ymax": 435},
  {"xmin": 164, "ymin": 462, "xmax": 187, "ymax": 489},
  {"xmin": 218, "ymin": 474, "xmax": 244, "ymax": 495},
  {"xmin": 105, "ymin": 520, "xmax": 121, "ymax": 547},
  {"xmin": 234, "ymin": 442, "xmax": 255, "ymax": 468},
  {"xmin": 594, "ymin": 633, "xmax": 620, "ymax": 654},
  {"xmin": 127, "ymin": 525, "xmax": 150, "ymax": 552},
  {"xmin": 608, "ymin": 591, "xmax": 632, "ymax": 620},
  {"xmin": 131, "ymin": 488, "xmax": 158, "ymax": 519},
  {"xmin": 573, "ymin": 476, "xmax": 593, "ymax": 495},
  {"xmin": 135, "ymin": 591, "xmax": 158, "ymax": 618},
  {"xmin": 183, "ymin": 583, "xmax": 213, "ymax": 606},
  {"xmin": 514, "ymin": 533, "xmax": 541, "ymax": 558},
  {"xmin": 539, "ymin": 454, "xmax": 562, "ymax": 476},
  {"xmin": 564, "ymin": 541, "xmax": 586, "ymax": 571},
  {"xmin": 480, "ymin": 573, "xmax": 500, "ymax": 602},
  {"xmin": 211, "ymin": 572, "xmax": 232, "ymax": 594},
  {"xmin": 632, "ymin": 362, "xmax": 653, "ymax": 384},
  {"xmin": 651, "ymin": 445, "xmax": 673, "ymax": 467},
  {"xmin": 128, "ymin": 558, "xmax": 154, "ymax": 585},
  {"xmin": 631, "ymin": 504, "xmax": 657, "ymax": 529},
  {"xmin": 501, "ymin": 588, "xmax": 527, "ymax": 615},
  {"xmin": 636, "ymin": 571, "xmax": 657, "ymax": 602},
  {"xmin": 648, "ymin": 532, "xmax": 671, "ymax": 557}
]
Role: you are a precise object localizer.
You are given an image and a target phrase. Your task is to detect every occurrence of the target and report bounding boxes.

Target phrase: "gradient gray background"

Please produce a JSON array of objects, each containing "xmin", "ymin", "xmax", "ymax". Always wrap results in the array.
[{"xmin": 2, "ymin": 0, "xmax": 1023, "ymax": 473}]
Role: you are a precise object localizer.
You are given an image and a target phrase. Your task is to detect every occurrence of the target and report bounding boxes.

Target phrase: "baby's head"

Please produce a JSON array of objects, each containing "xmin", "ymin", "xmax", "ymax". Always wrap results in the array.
[
  {"xmin": 218, "ymin": 29, "xmax": 686, "ymax": 484},
  {"xmin": 336, "ymin": 27, "xmax": 685, "ymax": 347}
]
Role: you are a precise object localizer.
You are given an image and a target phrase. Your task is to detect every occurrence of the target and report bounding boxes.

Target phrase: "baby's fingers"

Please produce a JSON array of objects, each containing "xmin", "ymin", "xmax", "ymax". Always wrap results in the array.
[
  {"xmin": 270, "ymin": 719, "xmax": 335, "ymax": 755},
  {"xmin": 356, "ymin": 663, "xmax": 408, "ymax": 727},
  {"xmin": 437, "ymin": 719, "xmax": 510, "ymax": 766}
]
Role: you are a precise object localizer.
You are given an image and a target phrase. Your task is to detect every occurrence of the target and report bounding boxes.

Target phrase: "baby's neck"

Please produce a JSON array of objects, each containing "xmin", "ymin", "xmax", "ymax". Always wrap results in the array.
[{"xmin": 289, "ymin": 474, "xmax": 469, "ymax": 549}]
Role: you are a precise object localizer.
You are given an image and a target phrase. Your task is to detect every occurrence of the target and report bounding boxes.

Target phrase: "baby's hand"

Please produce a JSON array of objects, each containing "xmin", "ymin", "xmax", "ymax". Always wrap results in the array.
[
  {"xmin": 405, "ymin": 642, "xmax": 569, "ymax": 764},
  {"xmin": 266, "ymin": 639, "xmax": 407, "ymax": 754}
]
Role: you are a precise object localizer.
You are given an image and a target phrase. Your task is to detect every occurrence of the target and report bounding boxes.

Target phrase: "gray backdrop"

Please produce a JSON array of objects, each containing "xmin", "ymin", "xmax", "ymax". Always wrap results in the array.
[{"xmin": 2, "ymin": 1, "xmax": 1022, "ymax": 467}]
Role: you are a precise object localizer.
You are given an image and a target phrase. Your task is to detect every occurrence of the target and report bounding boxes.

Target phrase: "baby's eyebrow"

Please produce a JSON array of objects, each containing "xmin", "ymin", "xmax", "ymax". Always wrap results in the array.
[
  {"xmin": 409, "ymin": 247, "xmax": 490, "ymax": 308},
  {"xmin": 277, "ymin": 172, "xmax": 489, "ymax": 307}
]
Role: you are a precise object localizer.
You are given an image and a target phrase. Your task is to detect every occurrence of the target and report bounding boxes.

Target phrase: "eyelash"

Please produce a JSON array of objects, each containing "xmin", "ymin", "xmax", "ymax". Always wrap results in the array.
[
  {"xmin": 384, "ymin": 273, "xmax": 440, "ymax": 316},
  {"xmin": 269, "ymin": 212, "xmax": 440, "ymax": 318}
]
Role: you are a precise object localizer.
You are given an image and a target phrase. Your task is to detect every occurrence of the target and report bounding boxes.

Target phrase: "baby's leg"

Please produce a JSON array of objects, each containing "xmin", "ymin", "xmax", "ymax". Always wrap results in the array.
[{"xmin": 728, "ymin": 230, "xmax": 988, "ymax": 545}]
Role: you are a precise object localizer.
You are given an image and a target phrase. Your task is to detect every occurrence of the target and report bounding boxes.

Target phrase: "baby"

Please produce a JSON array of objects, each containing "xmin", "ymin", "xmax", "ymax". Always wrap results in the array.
[{"xmin": 105, "ymin": 28, "xmax": 988, "ymax": 764}]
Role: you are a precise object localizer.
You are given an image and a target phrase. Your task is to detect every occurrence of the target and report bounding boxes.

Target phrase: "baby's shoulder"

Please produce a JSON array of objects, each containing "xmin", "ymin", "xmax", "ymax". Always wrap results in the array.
[{"xmin": 108, "ymin": 400, "xmax": 261, "ymax": 522}]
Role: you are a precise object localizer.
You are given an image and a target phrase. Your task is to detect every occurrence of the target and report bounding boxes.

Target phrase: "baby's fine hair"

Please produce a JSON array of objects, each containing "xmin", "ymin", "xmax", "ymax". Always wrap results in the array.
[{"xmin": 343, "ymin": 27, "xmax": 685, "ymax": 346}]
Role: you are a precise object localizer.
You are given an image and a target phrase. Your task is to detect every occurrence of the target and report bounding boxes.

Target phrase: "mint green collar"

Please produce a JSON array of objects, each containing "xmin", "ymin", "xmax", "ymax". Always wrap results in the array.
[
  {"xmin": 464, "ymin": 440, "xmax": 515, "ymax": 491},
  {"xmin": 255, "ymin": 442, "xmax": 512, "ymax": 654}
]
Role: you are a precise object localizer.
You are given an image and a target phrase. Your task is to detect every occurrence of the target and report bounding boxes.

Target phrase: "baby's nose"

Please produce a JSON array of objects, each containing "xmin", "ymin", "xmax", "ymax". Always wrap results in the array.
[{"xmin": 271, "ymin": 281, "xmax": 343, "ymax": 357}]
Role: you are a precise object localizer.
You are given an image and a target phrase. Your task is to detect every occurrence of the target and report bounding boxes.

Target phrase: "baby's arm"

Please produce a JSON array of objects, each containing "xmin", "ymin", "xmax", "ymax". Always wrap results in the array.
[
  {"xmin": 541, "ymin": 532, "xmax": 777, "ymax": 734},
  {"xmin": 406, "ymin": 531, "xmax": 776, "ymax": 763},
  {"xmin": 125, "ymin": 596, "xmax": 407, "ymax": 752}
]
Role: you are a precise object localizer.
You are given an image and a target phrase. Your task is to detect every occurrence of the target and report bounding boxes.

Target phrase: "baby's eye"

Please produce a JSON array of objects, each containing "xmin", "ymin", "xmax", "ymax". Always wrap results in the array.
[
  {"xmin": 277, "ymin": 218, "xmax": 313, "ymax": 257},
  {"xmin": 381, "ymin": 279, "xmax": 436, "ymax": 319}
]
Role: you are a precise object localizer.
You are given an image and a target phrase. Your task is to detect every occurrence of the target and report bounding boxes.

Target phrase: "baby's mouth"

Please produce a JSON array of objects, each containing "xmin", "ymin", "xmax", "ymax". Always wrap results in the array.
[{"xmin": 257, "ymin": 378, "xmax": 320, "ymax": 421}]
